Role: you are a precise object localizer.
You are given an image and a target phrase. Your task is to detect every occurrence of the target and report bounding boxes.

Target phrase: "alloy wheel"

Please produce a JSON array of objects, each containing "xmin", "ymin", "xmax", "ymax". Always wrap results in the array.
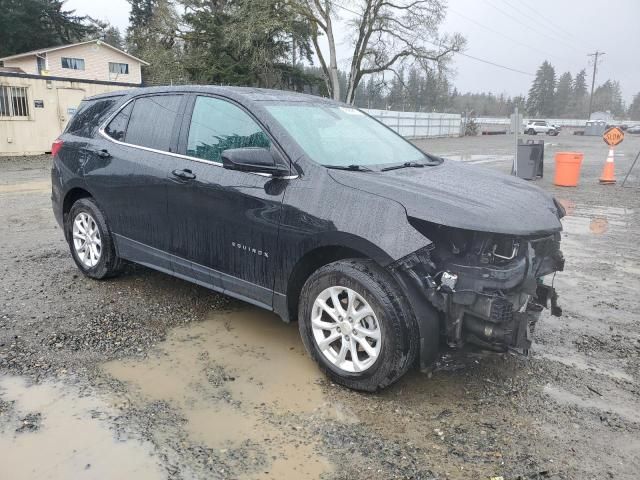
[
  {"xmin": 72, "ymin": 212, "xmax": 102, "ymax": 268},
  {"xmin": 311, "ymin": 286, "xmax": 382, "ymax": 373}
]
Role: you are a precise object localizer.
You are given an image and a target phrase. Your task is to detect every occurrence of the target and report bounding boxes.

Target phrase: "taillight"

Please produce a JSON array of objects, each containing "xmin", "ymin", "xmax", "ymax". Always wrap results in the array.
[{"xmin": 51, "ymin": 139, "xmax": 63, "ymax": 157}]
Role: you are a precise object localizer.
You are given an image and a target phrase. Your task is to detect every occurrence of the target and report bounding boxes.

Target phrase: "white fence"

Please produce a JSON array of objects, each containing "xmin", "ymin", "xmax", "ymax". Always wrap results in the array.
[
  {"xmin": 363, "ymin": 109, "xmax": 462, "ymax": 138},
  {"xmin": 476, "ymin": 117, "xmax": 602, "ymax": 128}
]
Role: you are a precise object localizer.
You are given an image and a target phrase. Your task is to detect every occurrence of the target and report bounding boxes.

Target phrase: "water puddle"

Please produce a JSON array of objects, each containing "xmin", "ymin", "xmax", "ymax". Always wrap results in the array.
[
  {"xmin": 558, "ymin": 202, "xmax": 633, "ymax": 237},
  {"xmin": 444, "ymin": 153, "xmax": 514, "ymax": 165},
  {"xmin": 0, "ymin": 376, "xmax": 164, "ymax": 480},
  {"xmin": 103, "ymin": 307, "xmax": 336, "ymax": 478}
]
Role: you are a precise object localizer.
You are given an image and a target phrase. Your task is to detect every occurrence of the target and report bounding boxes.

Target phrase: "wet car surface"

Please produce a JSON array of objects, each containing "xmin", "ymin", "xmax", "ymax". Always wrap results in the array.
[{"xmin": 51, "ymin": 87, "xmax": 565, "ymax": 390}]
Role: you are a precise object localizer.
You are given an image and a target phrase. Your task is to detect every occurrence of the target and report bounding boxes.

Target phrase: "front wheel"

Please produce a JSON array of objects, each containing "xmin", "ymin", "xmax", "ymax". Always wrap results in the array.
[{"xmin": 298, "ymin": 259, "xmax": 418, "ymax": 391}]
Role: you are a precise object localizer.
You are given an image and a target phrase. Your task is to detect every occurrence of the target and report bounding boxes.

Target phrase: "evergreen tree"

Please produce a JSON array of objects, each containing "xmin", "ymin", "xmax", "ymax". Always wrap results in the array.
[
  {"xmin": 126, "ymin": 0, "xmax": 158, "ymax": 55},
  {"xmin": 406, "ymin": 68, "xmax": 422, "ymax": 111},
  {"xmin": 179, "ymin": 0, "xmax": 313, "ymax": 89},
  {"xmin": 127, "ymin": 0, "xmax": 186, "ymax": 85},
  {"xmin": 387, "ymin": 69, "xmax": 406, "ymax": 110},
  {"xmin": 570, "ymin": 69, "xmax": 588, "ymax": 117},
  {"xmin": 0, "ymin": 0, "xmax": 97, "ymax": 57},
  {"xmin": 629, "ymin": 92, "xmax": 640, "ymax": 121},
  {"xmin": 526, "ymin": 61, "xmax": 556, "ymax": 117},
  {"xmin": 592, "ymin": 80, "xmax": 625, "ymax": 117},
  {"xmin": 554, "ymin": 72, "xmax": 573, "ymax": 117},
  {"xmin": 94, "ymin": 22, "xmax": 124, "ymax": 50}
]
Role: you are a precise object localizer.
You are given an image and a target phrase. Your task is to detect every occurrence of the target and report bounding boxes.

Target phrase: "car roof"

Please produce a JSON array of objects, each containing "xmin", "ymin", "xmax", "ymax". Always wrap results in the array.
[{"xmin": 86, "ymin": 85, "xmax": 341, "ymax": 106}]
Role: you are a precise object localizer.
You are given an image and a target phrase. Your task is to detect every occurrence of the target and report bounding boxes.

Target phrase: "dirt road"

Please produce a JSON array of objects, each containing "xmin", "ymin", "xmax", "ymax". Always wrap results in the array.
[{"xmin": 1, "ymin": 133, "xmax": 639, "ymax": 479}]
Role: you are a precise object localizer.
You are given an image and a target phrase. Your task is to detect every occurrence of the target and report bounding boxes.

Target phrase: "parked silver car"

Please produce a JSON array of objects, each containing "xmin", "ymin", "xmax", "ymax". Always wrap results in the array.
[{"xmin": 525, "ymin": 120, "xmax": 559, "ymax": 136}]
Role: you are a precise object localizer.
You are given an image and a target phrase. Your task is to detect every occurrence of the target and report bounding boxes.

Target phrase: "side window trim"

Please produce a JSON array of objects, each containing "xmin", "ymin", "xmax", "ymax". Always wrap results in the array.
[
  {"xmin": 99, "ymin": 93, "xmax": 186, "ymax": 155},
  {"xmin": 99, "ymin": 92, "xmax": 296, "ymax": 179}
]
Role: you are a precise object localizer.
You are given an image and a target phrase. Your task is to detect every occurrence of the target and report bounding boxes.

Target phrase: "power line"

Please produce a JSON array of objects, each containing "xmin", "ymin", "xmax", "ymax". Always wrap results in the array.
[
  {"xmin": 456, "ymin": 51, "xmax": 534, "ymax": 76},
  {"xmin": 448, "ymin": 7, "xmax": 575, "ymax": 64},
  {"xmin": 483, "ymin": 0, "xmax": 585, "ymax": 55},
  {"xmin": 331, "ymin": 1, "xmax": 534, "ymax": 77},
  {"xmin": 508, "ymin": 0, "xmax": 598, "ymax": 51},
  {"xmin": 494, "ymin": 0, "xmax": 587, "ymax": 51}
]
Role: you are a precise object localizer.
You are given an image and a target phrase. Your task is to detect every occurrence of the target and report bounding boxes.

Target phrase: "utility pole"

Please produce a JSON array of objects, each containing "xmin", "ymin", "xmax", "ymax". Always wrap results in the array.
[{"xmin": 587, "ymin": 51, "xmax": 605, "ymax": 119}]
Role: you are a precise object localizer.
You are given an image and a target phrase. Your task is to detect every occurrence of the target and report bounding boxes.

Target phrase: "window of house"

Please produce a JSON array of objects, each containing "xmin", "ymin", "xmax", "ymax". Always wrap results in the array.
[
  {"xmin": 109, "ymin": 62, "xmax": 129, "ymax": 75},
  {"xmin": 186, "ymin": 96, "xmax": 271, "ymax": 163},
  {"xmin": 37, "ymin": 56, "xmax": 46, "ymax": 74},
  {"xmin": 123, "ymin": 95, "xmax": 183, "ymax": 151},
  {"xmin": 61, "ymin": 57, "xmax": 85, "ymax": 70},
  {"xmin": 0, "ymin": 86, "xmax": 29, "ymax": 118}
]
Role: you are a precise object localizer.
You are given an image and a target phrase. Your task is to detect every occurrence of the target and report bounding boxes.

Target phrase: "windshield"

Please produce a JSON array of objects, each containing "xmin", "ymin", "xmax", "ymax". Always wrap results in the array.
[{"xmin": 265, "ymin": 104, "xmax": 427, "ymax": 167}]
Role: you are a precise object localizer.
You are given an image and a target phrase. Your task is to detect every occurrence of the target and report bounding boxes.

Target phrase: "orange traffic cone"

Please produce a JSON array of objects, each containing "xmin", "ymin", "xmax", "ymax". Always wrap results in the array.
[{"xmin": 599, "ymin": 148, "xmax": 616, "ymax": 184}]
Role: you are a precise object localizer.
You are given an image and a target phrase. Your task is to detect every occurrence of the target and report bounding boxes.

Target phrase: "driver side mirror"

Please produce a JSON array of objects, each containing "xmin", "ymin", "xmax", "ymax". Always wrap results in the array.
[{"xmin": 221, "ymin": 148, "xmax": 289, "ymax": 177}]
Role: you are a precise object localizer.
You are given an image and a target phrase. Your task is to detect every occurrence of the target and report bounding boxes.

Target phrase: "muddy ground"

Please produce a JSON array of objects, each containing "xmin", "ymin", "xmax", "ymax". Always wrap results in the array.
[{"xmin": 1, "ymin": 133, "xmax": 639, "ymax": 479}]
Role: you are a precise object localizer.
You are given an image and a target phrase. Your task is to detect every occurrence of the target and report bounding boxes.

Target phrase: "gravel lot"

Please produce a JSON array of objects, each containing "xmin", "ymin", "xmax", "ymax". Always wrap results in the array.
[{"xmin": 1, "ymin": 132, "xmax": 639, "ymax": 479}]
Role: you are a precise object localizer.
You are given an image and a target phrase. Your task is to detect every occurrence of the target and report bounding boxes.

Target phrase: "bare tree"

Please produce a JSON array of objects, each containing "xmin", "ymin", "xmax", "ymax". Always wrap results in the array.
[{"xmin": 295, "ymin": 0, "xmax": 464, "ymax": 103}]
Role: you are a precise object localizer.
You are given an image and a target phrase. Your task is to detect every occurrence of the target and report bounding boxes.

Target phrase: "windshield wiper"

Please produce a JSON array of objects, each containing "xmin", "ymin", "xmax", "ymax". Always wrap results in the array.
[
  {"xmin": 323, "ymin": 164, "xmax": 373, "ymax": 172},
  {"xmin": 380, "ymin": 156, "xmax": 442, "ymax": 171},
  {"xmin": 381, "ymin": 161, "xmax": 426, "ymax": 172}
]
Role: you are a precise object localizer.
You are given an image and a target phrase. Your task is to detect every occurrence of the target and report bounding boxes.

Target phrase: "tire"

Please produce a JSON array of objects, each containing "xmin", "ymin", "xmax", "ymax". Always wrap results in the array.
[
  {"xmin": 65, "ymin": 197, "xmax": 123, "ymax": 279},
  {"xmin": 526, "ymin": 129, "xmax": 535, "ymax": 135},
  {"xmin": 298, "ymin": 259, "xmax": 418, "ymax": 392}
]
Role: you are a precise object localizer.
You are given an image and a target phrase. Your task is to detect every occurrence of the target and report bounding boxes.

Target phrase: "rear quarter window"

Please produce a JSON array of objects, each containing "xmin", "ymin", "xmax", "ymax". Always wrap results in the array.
[
  {"xmin": 105, "ymin": 102, "xmax": 134, "ymax": 141},
  {"xmin": 65, "ymin": 97, "xmax": 123, "ymax": 137}
]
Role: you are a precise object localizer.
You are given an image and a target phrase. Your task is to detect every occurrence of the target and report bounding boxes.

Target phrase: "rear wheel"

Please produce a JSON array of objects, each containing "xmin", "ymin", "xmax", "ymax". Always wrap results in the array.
[
  {"xmin": 526, "ymin": 128, "xmax": 535, "ymax": 135},
  {"xmin": 298, "ymin": 259, "xmax": 418, "ymax": 391},
  {"xmin": 65, "ymin": 198, "xmax": 123, "ymax": 279}
]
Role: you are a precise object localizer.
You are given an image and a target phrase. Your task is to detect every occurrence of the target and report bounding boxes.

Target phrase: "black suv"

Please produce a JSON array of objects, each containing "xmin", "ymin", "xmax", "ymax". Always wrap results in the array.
[{"xmin": 52, "ymin": 86, "xmax": 565, "ymax": 391}]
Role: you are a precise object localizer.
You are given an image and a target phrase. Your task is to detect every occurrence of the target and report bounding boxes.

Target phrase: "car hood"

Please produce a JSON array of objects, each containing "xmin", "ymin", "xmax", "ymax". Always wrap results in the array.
[{"xmin": 328, "ymin": 159, "xmax": 563, "ymax": 236}]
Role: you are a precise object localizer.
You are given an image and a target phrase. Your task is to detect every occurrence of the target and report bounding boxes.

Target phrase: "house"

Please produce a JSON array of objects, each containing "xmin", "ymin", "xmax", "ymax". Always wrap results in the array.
[
  {"xmin": 0, "ymin": 39, "xmax": 148, "ymax": 85},
  {"xmin": 0, "ymin": 40, "xmax": 148, "ymax": 156}
]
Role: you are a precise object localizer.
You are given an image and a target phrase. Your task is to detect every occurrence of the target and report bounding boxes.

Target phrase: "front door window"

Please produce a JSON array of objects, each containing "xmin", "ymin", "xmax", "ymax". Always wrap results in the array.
[{"xmin": 186, "ymin": 96, "xmax": 271, "ymax": 163}]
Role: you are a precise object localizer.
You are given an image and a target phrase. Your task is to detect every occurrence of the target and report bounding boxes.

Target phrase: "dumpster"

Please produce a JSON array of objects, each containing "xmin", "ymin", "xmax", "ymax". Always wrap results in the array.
[{"xmin": 514, "ymin": 139, "xmax": 544, "ymax": 180}]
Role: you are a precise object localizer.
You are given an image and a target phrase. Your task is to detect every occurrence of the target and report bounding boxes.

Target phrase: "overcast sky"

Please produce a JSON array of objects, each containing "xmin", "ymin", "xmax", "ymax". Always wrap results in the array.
[{"xmin": 66, "ymin": 0, "xmax": 638, "ymax": 102}]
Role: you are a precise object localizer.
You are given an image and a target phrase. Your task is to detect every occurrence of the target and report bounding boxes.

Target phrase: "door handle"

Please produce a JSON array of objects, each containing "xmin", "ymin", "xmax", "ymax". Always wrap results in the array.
[
  {"xmin": 95, "ymin": 149, "xmax": 111, "ymax": 159},
  {"xmin": 172, "ymin": 169, "xmax": 196, "ymax": 180}
]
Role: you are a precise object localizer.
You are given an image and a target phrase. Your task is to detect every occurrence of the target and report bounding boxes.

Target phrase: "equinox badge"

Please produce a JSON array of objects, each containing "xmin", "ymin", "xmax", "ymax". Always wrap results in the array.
[{"xmin": 231, "ymin": 242, "xmax": 269, "ymax": 258}]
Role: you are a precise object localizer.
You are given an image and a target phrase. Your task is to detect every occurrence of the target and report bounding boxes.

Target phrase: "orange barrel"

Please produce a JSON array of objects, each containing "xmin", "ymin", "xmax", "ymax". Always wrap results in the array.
[{"xmin": 554, "ymin": 152, "xmax": 584, "ymax": 187}]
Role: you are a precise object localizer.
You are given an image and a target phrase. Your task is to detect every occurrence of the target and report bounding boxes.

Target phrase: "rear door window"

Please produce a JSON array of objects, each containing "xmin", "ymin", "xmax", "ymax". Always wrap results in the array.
[
  {"xmin": 124, "ymin": 95, "xmax": 183, "ymax": 152},
  {"xmin": 186, "ymin": 96, "xmax": 271, "ymax": 163}
]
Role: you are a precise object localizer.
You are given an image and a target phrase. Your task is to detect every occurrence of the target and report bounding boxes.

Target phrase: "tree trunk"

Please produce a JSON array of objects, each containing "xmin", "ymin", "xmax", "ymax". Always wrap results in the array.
[
  {"xmin": 325, "ymin": 12, "xmax": 340, "ymax": 101},
  {"xmin": 345, "ymin": 71, "xmax": 360, "ymax": 105}
]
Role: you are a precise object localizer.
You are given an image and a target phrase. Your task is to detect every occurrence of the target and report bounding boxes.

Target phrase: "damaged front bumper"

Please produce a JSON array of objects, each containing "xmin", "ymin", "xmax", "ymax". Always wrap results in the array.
[{"xmin": 390, "ymin": 229, "xmax": 564, "ymax": 366}]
